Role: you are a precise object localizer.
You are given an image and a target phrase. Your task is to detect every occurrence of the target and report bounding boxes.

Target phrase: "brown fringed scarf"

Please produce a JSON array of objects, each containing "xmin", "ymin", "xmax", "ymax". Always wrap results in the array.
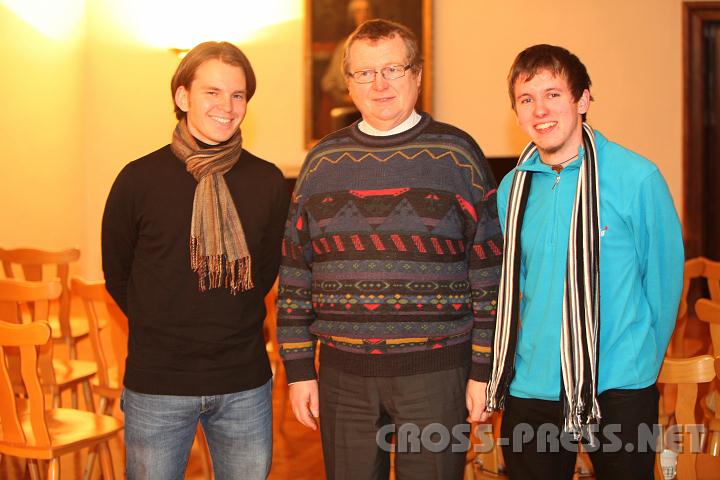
[{"xmin": 170, "ymin": 119, "xmax": 254, "ymax": 294}]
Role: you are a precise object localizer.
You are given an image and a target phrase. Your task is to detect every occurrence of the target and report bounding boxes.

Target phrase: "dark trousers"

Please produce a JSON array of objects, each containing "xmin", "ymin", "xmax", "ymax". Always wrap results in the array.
[
  {"xmin": 500, "ymin": 384, "xmax": 659, "ymax": 480},
  {"xmin": 318, "ymin": 365, "xmax": 469, "ymax": 480}
]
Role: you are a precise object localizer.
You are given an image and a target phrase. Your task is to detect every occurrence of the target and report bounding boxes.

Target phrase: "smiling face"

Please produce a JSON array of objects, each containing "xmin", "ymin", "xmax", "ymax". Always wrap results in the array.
[
  {"xmin": 513, "ymin": 69, "xmax": 590, "ymax": 165},
  {"xmin": 174, "ymin": 58, "xmax": 247, "ymax": 145},
  {"xmin": 346, "ymin": 35, "xmax": 421, "ymax": 131}
]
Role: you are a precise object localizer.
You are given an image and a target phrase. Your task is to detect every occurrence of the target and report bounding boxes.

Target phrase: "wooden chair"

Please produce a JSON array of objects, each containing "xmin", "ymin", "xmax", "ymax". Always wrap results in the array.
[
  {"xmin": 71, "ymin": 277, "xmax": 213, "ymax": 478},
  {"xmin": 465, "ymin": 416, "xmax": 505, "ymax": 479},
  {"xmin": 712, "ymin": 357, "xmax": 720, "ymax": 458},
  {"xmin": 0, "ymin": 248, "xmax": 101, "ymax": 362},
  {"xmin": 669, "ymin": 257, "xmax": 720, "ymax": 358},
  {"xmin": 694, "ymin": 299, "xmax": 720, "ymax": 457},
  {"xmin": 0, "ymin": 320, "xmax": 122, "ymax": 479},
  {"xmin": 70, "ymin": 278, "xmax": 124, "ymax": 416},
  {"xmin": 657, "ymin": 355, "xmax": 716, "ymax": 479},
  {"xmin": 696, "ymin": 298, "xmax": 720, "ymax": 357},
  {"xmin": 0, "ymin": 278, "xmax": 96, "ymax": 411}
]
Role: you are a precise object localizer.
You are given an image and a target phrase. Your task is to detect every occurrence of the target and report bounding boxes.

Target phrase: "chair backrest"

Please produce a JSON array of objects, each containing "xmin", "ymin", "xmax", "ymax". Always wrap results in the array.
[
  {"xmin": 0, "ymin": 278, "xmax": 62, "ymax": 323},
  {"xmin": 657, "ymin": 355, "xmax": 716, "ymax": 480},
  {"xmin": 669, "ymin": 257, "xmax": 720, "ymax": 357},
  {"xmin": 709, "ymin": 357, "xmax": 720, "ymax": 457},
  {"xmin": 695, "ymin": 298, "xmax": 720, "ymax": 356},
  {"xmin": 0, "ymin": 248, "xmax": 80, "ymax": 339},
  {"xmin": 0, "ymin": 320, "xmax": 53, "ymax": 448},
  {"xmin": 682, "ymin": 257, "xmax": 720, "ymax": 304},
  {"xmin": 0, "ymin": 278, "xmax": 63, "ymax": 389},
  {"xmin": 70, "ymin": 278, "xmax": 127, "ymax": 389}
]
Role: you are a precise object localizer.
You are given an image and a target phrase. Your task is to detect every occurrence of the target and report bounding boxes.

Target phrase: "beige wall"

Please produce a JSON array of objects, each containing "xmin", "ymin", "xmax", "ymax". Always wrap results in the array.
[
  {"xmin": 78, "ymin": 1, "xmax": 305, "ymax": 278},
  {"xmin": 0, "ymin": 0, "xmax": 688, "ymax": 279},
  {"xmin": 0, "ymin": 4, "xmax": 85, "ymax": 256},
  {"xmin": 435, "ymin": 0, "xmax": 683, "ymax": 210}
]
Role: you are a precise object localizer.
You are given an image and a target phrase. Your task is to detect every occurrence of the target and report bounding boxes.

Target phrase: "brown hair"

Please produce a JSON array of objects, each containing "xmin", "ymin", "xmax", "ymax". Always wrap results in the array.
[
  {"xmin": 170, "ymin": 41, "xmax": 256, "ymax": 120},
  {"xmin": 508, "ymin": 44, "xmax": 592, "ymax": 120},
  {"xmin": 342, "ymin": 18, "xmax": 422, "ymax": 77}
]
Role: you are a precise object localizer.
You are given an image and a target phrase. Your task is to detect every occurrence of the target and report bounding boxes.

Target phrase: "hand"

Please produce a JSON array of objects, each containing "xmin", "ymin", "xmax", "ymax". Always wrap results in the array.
[
  {"xmin": 466, "ymin": 379, "xmax": 491, "ymax": 423},
  {"xmin": 289, "ymin": 379, "xmax": 320, "ymax": 430}
]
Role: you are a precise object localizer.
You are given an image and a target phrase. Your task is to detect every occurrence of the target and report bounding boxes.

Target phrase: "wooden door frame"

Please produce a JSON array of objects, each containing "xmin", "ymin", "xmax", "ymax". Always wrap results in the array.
[{"xmin": 684, "ymin": 2, "xmax": 720, "ymax": 257}]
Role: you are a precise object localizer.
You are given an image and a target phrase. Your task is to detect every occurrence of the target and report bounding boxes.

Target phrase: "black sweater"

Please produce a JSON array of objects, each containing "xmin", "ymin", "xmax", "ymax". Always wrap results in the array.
[{"xmin": 102, "ymin": 144, "xmax": 289, "ymax": 395}]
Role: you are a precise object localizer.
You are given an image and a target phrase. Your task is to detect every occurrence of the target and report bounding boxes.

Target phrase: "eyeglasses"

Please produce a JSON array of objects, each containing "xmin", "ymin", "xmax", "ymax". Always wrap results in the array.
[{"xmin": 348, "ymin": 64, "xmax": 412, "ymax": 84}]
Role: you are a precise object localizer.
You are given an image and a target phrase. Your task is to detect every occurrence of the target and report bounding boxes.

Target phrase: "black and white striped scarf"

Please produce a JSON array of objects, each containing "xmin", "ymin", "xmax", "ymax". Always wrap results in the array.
[{"xmin": 486, "ymin": 123, "xmax": 601, "ymax": 437}]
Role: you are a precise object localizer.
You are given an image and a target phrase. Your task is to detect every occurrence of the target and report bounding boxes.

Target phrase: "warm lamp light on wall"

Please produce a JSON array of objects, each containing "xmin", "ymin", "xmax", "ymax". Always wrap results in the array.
[{"xmin": 170, "ymin": 48, "xmax": 190, "ymax": 60}]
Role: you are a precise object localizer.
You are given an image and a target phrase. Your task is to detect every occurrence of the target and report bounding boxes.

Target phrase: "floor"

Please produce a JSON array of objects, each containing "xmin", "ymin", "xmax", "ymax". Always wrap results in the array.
[
  {"xmin": 0, "ymin": 373, "xmax": 325, "ymax": 479},
  {"xmin": 2, "ymin": 337, "xmax": 720, "ymax": 479}
]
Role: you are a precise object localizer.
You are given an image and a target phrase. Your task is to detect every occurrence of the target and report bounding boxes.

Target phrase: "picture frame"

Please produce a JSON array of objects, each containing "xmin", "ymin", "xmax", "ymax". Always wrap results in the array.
[{"xmin": 304, "ymin": 0, "xmax": 433, "ymax": 147}]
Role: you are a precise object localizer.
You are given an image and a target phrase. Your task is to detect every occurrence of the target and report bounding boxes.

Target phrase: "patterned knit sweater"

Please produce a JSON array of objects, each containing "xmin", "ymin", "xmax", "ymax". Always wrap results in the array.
[{"xmin": 278, "ymin": 113, "xmax": 502, "ymax": 383}]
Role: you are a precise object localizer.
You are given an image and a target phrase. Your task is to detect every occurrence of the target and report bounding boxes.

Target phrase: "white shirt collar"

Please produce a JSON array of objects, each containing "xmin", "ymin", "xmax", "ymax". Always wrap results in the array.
[{"xmin": 358, "ymin": 111, "xmax": 422, "ymax": 136}]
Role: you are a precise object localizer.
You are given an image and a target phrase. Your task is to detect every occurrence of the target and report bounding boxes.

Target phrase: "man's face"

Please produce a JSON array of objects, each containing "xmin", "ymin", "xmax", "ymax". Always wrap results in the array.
[
  {"xmin": 174, "ymin": 58, "xmax": 247, "ymax": 145},
  {"xmin": 513, "ymin": 69, "xmax": 589, "ymax": 163},
  {"xmin": 346, "ymin": 35, "xmax": 421, "ymax": 131}
]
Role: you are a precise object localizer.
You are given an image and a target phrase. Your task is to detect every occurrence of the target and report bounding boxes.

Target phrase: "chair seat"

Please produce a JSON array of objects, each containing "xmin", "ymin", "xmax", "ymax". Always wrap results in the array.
[
  {"xmin": 91, "ymin": 365, "xmax": 122, "ymax": 398},
  {"xmin": 0, "ymin": 408, "xmax": 123, "ymax": 459},
  {"xmin": 48, "ymin": 314, "xmax": 107, "ymax": 340},
  {"xmin": 51, "ymin": 358, "xmax": 97, "ymax": 387},
  {"xmin": 12, "ymin": 360, "xmax": 97, "ymax": 398}
]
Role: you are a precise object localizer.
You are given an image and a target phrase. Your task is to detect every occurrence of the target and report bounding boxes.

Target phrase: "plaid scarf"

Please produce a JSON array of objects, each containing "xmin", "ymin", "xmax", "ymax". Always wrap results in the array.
[
  {"xmin": 171, "ymin": 119, "xmax": 254, "ymax": 295},
  {"xmin": 486, "ymin": 123, "xmax": 601, "ymax": 437}
]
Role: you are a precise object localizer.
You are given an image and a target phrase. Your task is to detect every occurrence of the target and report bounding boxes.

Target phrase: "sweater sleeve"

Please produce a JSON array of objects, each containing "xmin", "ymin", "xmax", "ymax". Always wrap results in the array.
[
  {"xmin": 468, "ymin": 158, "xmax": 503, "ymax": 382},
  {"xmin": 630, "ymin": 170, "xmax": 684, "ymax": 373},
  {"xmin": 277, "ymin": 193, "xmax": 318, "ymax": 383},
  {"xmin": 101, "ymin": 165, "xmax": 138, "ymax": 316}
]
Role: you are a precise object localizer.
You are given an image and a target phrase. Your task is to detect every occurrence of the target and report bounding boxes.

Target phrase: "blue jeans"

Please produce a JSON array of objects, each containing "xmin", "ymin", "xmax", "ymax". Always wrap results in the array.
[{"xmin": 122, "ymin": 380, "xmax": 272, "ymax": 480}]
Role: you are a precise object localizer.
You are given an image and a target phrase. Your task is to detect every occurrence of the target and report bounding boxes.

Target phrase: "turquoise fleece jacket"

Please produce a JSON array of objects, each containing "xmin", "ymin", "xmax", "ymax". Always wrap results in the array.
[{"xmin": 497, "ymin": 130, "xmax": 684, "ymax": 400}]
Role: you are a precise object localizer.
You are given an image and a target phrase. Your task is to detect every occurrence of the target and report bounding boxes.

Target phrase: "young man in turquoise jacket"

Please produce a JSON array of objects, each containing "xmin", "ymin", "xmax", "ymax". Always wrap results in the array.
[{"xmin": 485, "ymin": 44, "xmax": 684, "ymax": 479}]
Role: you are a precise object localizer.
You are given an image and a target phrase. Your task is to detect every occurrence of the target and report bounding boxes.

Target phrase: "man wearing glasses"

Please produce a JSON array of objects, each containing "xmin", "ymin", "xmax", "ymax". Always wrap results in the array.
[{"xmin": 277, "ymin": 18, "xmax": 502, "ymax": 479}]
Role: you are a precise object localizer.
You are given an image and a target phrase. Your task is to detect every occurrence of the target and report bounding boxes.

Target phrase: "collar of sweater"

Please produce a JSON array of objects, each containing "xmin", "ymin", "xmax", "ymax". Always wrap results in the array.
[
  {"xmin": 347, "ymin": 112, "xmax": 432, "ymax": 148},
  {"xmin": 358, "ymin": 110, "xmax": 422, "ymax": 136}
]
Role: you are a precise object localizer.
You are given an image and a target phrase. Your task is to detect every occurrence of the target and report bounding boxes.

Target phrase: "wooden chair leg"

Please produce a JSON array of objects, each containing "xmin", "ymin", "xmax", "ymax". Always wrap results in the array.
[
  {"xmin": 82, "ymin": 381, "xmax": 95, "ymax": 412},
  {"xmin": 71, "ymin": 386, "xmax": 79, "ymax": 408},
  {"xmin": 66, "ymin": 337, "xmax": 77, "ymax": 360},
  {"xmin": 708, "ymin": 429, "xmax": 720, "ymax": 456},
  {"xmin": 464, "ymin": 458, "xmax": 475, "ymax": 479},
  {"xmin": 98, "ymin": 396, "xmax": 109, "ymax": 415},
  {"xmin": 98, "ymin": 441, "xmax": 115, "ymax": 479},
  {"xmin": 28, "ymin": 459, "xmax": 42, "ymax": 480},
  {"xmin": 84, "ymin": 449, "xmax": 98, "ymax": 480},
  {"xmin": 47, "ymin": 458, "xmax": 60, "ymax": 480},
  {"xmin": 84, "ymin": 397, "xmax": 122, "ymax": 479}
]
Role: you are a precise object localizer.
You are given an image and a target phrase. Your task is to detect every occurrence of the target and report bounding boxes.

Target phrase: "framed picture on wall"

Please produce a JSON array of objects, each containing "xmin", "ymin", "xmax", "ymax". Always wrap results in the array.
[{"xmin": 305, "ymin": 0, "xmax": 433, "ymax": 147}]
